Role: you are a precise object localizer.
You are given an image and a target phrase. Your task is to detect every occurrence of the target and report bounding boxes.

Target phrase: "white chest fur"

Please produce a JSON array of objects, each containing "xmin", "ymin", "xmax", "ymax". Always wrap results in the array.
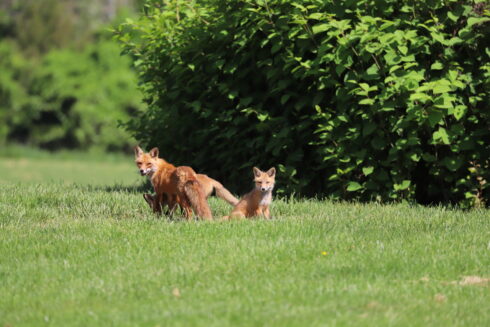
[{"xmin": 259, "ymin": 191, "xmax": 272, "ymax": 206}]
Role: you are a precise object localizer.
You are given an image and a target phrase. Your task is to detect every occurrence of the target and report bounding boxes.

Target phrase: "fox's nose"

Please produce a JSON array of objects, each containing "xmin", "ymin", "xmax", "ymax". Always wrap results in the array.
[
  {"xmin": 140, "ymin": 169, "xmax": 145, "ymax": 175},
  {"xmin": 261, "ymin": 187, "xmax": 266, "ymax": 191}
]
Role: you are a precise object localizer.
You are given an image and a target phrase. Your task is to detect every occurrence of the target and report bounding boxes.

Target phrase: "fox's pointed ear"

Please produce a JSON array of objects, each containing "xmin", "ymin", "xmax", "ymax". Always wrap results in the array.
[
  {"xmin": 266, "ymin": 167, "xmax": 276, "ymax": 177},
  {"xmin": 253, "ymin": 167, "xmax": 262, "ymax": 178},
  {"xmin": 149, "ymin": 147, "xmax": 159, "ymax": 158},
  {"xmin": 134, "ymin": 145, "xmax": 144, "ymax": 158}
]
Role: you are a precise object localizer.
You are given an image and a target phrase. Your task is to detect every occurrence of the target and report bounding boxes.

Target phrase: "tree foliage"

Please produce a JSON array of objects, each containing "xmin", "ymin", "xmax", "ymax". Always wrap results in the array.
[
  {"xmin": 0, "ymin": 0, "xmax": 144, "ymax": 151},
  {"xmin": 117, "ymin": 0, "xmax": 490, "ymax": 206}
]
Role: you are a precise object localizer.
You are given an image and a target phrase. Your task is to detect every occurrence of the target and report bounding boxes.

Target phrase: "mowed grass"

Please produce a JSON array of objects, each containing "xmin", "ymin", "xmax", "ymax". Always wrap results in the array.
[{"xmin": 0, "ymin": 148, "xmax": 489, "ymax": 326}]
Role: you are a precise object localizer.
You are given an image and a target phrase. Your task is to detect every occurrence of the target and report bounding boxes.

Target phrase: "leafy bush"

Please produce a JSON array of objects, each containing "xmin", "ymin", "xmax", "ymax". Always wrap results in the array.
[
  {"xmin": 0, "ymin": 41, "xmax": 34, "ymax": 144},
  {"xmin": 118, "ymin": 0, "xmax": 490, "ymax": 206},
  {"xmin": 0, "ymin": 39, "xmax": 142, "ymax": 151},
  {"xmin": 0, "ymin": 1, "xmax": 144, "ymax": 152},
  {"xmin": 29, "ymin": 40, "xmax": 142, "ymax": 150}
]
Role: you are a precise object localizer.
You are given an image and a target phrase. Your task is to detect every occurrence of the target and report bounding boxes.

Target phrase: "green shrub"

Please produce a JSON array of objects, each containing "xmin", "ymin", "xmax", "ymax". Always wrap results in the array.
[
  {"xmin": 117, "ymin": 0, "xmax": 489, "ymax": 206},
  {"xmin": 30, "ymin": 40, "xmax": 142, "ymax": 150},
  {"xmin": 0, "ymin": 41, "xmax": 34, "ymax": 144},
  {"xmin": 0, "ymin": 39, "xmax": 143, "ymax": 151}
]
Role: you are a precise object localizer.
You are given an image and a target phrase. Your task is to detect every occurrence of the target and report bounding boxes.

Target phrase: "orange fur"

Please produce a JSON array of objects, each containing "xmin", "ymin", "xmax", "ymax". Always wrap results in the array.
[
  {"xmin": 135, "ymin": 146, "xmax": 238, "ymax": 214},
  {"xmin": 173, "ymin": 166, "xmax": 213, "ymax": 220},
  {"xmin": 224, "ymin": 167, "xmax": 275, "ymax": 220},
  {"xmin": 134, "ymin": 146, "xmax": 213, "ymax": 220}
]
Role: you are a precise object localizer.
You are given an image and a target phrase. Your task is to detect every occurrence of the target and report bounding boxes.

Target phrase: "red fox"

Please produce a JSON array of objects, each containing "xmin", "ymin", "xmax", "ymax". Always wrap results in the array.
[
  {"xmin": 224, "ymin": 167, "xmax": 276, "ymax": 220},
  {"xmin": 134, "ymin": 146, "xmax": 239, "ymax": 218},
  {"xmin": 134, "ymin": 146, "xmax": 212, "ymax": 220}
]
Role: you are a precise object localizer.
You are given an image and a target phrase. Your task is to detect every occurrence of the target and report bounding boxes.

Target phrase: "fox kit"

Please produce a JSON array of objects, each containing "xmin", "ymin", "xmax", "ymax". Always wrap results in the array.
[
  {"xmin": 134, "ymin": 146, "xmax": 212, "ymax": 220},
  {"xmin": 224, "ymin": 167, "xmax": 276, "ymax": 220},
  {"xmin": 134, "ymin": 146, "xmax": 238, "ymax": 215}
]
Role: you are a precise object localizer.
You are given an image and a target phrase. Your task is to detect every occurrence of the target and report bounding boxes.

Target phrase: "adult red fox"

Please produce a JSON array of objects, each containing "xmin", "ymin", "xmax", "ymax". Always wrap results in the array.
[
  {"xmin": 134, "ymin": 146, "xmax": 239, "ymax": 218},
  {"xmin": 134, "ymin": 146, "xmax": 212, "ymax": 220},
  {"xmin": 224, "ymin": 167, "xmax": 275, "ymax": 220}
]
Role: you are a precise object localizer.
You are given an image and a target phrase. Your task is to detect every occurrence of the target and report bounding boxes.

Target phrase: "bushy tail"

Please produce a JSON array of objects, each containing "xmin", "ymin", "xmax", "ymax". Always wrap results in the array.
[
  {"xmin": 184, "ymin": 180, "xmax": 213, "ymax": 220},
  {"xmin": 209, "ymin": 178, "xmax": 239, "ymax": 206}
]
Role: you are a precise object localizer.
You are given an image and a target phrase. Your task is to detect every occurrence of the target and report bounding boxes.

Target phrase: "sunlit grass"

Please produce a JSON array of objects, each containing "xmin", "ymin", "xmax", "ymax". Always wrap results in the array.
[{"xmin": 0, "ymin": 149, "xmax": 488, "ymax": 326}]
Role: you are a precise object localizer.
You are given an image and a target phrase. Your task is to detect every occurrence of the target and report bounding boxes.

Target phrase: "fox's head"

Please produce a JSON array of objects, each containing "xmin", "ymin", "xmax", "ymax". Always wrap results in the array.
[
  {"xmin": 134, "ymin": 146, "xmax": 159, "ymax": 176},
  {"xmin": 253, "ymin": 167, "xmax": 276, "ymax": 193}
]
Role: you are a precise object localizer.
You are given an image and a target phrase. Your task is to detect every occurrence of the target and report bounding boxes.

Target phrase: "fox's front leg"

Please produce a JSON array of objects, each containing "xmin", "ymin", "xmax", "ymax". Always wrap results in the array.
[
  {"xmin": 143, "ymin": 194, "xmax": 156, "ymax": 211},
  {"xmin": 167, "ymin": 194, "xmax": 179, "ymax": 215},
  {"xmin": 154, "ymin": 193, "xmax": 167, "ymax": 214},
  {"xmin": 263, "ymin": 206, "xmax": 271, "ymax": 219},
  {"xmin": 181, "ymin": 196, "xmax": 194, "ymax": 220}
]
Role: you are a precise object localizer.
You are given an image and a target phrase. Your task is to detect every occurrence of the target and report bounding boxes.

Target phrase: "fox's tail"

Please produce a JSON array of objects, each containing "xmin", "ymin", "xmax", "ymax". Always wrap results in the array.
[
  {"xmin": 208, "ymin": 178, "xmax": 239, "ymax": 206},
  {"xmin": 184, "ymin": 180, "xmax": 213, "ymax": 220}
]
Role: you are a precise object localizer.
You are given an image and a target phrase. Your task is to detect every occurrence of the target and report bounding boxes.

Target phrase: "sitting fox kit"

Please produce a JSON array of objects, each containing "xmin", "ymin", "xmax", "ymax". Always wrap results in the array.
[{"xmin": 225, "ymin": 167, "xmax": 276, "ymax": 220}]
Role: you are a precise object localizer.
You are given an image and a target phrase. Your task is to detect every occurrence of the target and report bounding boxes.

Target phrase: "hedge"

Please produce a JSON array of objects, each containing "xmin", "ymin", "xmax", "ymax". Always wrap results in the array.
[{"xmin": 117, "ymin": 0, "xmax": 489, "ymax": 206}]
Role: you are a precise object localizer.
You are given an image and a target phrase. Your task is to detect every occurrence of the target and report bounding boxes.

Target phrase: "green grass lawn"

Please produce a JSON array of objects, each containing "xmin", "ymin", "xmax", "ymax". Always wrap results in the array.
[{"xmin": 0, "ymin": 147, "xmax": 489, "ymax": 326}]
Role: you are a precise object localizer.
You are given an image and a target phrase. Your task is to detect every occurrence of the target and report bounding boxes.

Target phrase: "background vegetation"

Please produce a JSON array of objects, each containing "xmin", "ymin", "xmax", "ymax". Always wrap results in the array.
[
  {"xmin": 0, "ymin": 0, "xmax": 143, "ymax": 151},
  {"xmin": 1, "ymin": 0, "xmax": 488, "ymax": 206},
  {"xmin": 1, "ymin": 2, "xmax": 488, "ymax": 324},
  {"xmin": 117, "ymin": 0, "xmax": 489, "ymax": 207}
]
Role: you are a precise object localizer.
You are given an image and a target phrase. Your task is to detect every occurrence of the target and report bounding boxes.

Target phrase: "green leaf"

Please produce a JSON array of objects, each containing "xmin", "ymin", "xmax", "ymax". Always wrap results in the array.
[
  {"xmin": 467, "ymin": 17, "xmax": 490, "ymax": 28},
  {"xmin": 257, "ymin": 113, "xmax": 269, "ymax": 122},
  {"xmin": 430, "ymin": 62, "xmax": 444, "ymax": 70},
  {"xmin": 337, "ymin": 115, "xmax": 348, "ymax": 123},
  {"xmin": 410, "ymin": 93, "xmax": 431, "ymax": 102},
  {"xmin": 384, "ymin": 50, "xmax": 401, "ymax": 65},
  {"xmin": 433, "ymin": 127, "xmax": 450, "ymax": 145},
  {"xmin": 427, "ymin": 110, "xmax": 443, "ymax": 127},
  {"xmin": 347, "ymin": 181, "xmax": 363, "ymax": 191},
  {"xmin": 400, "ymin": 180, "xmax": 411, "ymax": 190},
  {"xmin": 433, "ymin": 94, "xmax": 455, "ymax": 109},
  {"xmin": 453, "ymin": 105, "xmax": 467, "ymax": 120},
  {"xmin": 365, "ymin": 64, "xmax": 379, "ymax": 78},
  {"xmin": 359, "ymin": 98, "xmax": 374, "ymax": 105},
  {"xmin": 394, "ymin": 180, "xmax": 411, "ymax": 191},
  {"xmin": 410, "ymin": 153, "xmax": 421, "ymax": 162},
  {"xmin": 401, "ymin": 55, "xmax": 415, "ymax": 62},
  {"xmin": 448, "ymin": 37, "xmax": 463, "ymax": 46},
  {"xmin": 447, "ymin": 11, "xmax": 459, "ymax": 22},
  {"xmin": 432, "ymin": 85, "xmax": 451, "ymax": 94},
  {"xmin": 362, "ymin": 166, "xmax": 374, "ymax": 176},
  {"xmin": 312, "ymin": 24, "xmax": 330, "ymax": 34},
  {"xmin": 271, "ymin": 43, "xmax": 281, "ymax": 54},
  {"xmin": 359, "ymin": 83, "xmax": 370, "ymax": 92},
  {"xmin": 398, "ymin": 45, "xmax": 408, "ymax": 55},
  {"xmin": 308, "ymin": 13, "xmax": 323, "ymax": 20},
  {"xmin": 430, "ymin": 32, "xmax": 446, "ymax": 44}
]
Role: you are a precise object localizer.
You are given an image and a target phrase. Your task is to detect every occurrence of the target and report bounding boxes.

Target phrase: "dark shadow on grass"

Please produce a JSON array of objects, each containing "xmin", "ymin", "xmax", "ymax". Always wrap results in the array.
[{"xmin": 87, "ymin": 180, "xmax": 153, "ymax": 193}]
